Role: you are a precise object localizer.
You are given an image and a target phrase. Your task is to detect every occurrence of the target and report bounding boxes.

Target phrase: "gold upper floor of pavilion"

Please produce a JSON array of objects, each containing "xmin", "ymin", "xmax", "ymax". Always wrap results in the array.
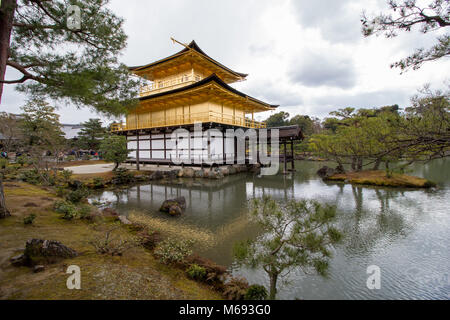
[
  {"xmin": 113, "ymin": 40, "xmax": 277, "ymax": 131},
  {"xmin": 139, "ymin": 72, "xmax": 203, "ymax": 97}
]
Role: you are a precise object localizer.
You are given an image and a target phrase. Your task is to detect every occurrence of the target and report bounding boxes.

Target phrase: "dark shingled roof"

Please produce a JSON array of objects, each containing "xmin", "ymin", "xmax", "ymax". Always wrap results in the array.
[
  {"xmin": 139, "ymin": 74, "xmax": 278, "ymax": 109},
  {"xmin": 266, "ymin": 125, "xmax": 304, "ymax": 139},
  {"xmin": 129, "ymin": 40, "xmax": 248, "ymax": 79}
]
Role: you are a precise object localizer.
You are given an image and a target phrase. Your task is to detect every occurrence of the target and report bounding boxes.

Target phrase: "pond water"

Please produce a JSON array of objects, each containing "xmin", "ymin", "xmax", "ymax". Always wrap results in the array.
[{"xmin": 89, "ymin": 159, "xmax": 450, "ymax": 300}]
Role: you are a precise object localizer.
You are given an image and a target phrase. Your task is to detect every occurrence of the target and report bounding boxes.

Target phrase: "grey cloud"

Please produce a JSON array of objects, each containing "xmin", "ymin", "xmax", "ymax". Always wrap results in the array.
[
  {"xmin": 241, "ymin": 80, "xmax": 303, "ymax": 108},
  {"xmin": 289, "ymin": 51, "xmax": 356, "ymax": 89},
  {"xmin": 117, "ymin": 0, "xmax": 271, "ymax": 67},
  {"xmin": 290, "ymin": 0, "xmax": 364, "ymax": 44},
  {"xmin": 262, "ymin": 88, "xmax": 303, "ymax": 107}
]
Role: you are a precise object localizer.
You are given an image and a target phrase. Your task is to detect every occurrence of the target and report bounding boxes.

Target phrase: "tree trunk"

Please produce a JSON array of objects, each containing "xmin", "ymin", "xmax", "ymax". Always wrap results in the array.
[
  {"xmin": 373, "ymin": 158, "xmax": 381, "ymax": 170},
  {"xmin": 0, "ymin": 177, "xmax": 10, "ymax": 218},
  {"xmin": 351, "ymin": 157, "xmax": 356, "ymax": 171},
  {"xmin": 335, "ymin": 158, "xmax": 345, "ymax": 173},
  {"xmin": 357, "ymin": 158, "xmax": 363, "ymax": 171},
  {"xmin": 269, "ymin": 272, "xmax": 278, "ymax": 300},
  {"xmin": 0, "ymin": 0, "xmax": 15, "ymax": 218},
  {"xmin": 0, "ymin": 0, "xmax": 16, "ymax": 103}
]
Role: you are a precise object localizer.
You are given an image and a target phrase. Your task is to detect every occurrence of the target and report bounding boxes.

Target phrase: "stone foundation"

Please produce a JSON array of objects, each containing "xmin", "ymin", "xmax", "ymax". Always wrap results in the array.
[{"xmin": 122, "ymin": 163, "xmax": 261, "ymax": 180}]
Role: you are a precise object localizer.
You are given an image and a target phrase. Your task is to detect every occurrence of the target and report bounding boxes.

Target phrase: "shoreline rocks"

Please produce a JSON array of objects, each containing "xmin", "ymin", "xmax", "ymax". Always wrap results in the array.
[
  {"xmin": 317, "ymin": 166, "xmax": 336, "ymax": 179},
  {"xmin": 118, "ymin": 215, "xmax": 132, "ymax": 225},
  {"xmin": 146, "ymin": 164, "xmax": 254, "ymax": 182}
]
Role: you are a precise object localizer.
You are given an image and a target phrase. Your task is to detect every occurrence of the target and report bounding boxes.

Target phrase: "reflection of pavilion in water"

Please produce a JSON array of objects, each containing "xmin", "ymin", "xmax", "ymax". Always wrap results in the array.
[
  {"xmin": 111, "ymin": 174, "xmax": 297, "ymax": 265},
  {"xmin": 111, "ymin": 174, "xmax": 296, "ymax": 230}
]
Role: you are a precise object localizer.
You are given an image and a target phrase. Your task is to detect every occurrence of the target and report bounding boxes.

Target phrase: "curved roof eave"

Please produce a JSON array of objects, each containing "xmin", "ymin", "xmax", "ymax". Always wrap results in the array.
[
  {"xmin": 129, "ymin": 40, "xmax": 248, "ymax": 79},
  {"xmin": 139, "ymin": 74, "xmax": 277, "ymax": 110}
]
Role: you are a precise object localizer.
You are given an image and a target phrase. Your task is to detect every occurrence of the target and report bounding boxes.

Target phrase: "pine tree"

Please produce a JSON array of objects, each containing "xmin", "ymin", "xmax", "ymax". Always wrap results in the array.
[
  {"xmin": 77, "ymin": 118, "xmax": 107, "ymax": 150},
  {"xmin": 234, "ymin": 196, "xmax": 342, "ymax": 299},
  {"xmin": 0, "ymin": 0, "xmax": 140, "ymax": 218}
]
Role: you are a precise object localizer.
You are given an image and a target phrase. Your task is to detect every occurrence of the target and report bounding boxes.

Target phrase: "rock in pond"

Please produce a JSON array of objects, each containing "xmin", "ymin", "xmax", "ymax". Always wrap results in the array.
[
  {"xmin": 317, "ymin": 166, "xmax": 336, "ymax": 179},
  {"xmin": 159, "ymin": 197, "xmax": 186, "ymax": 216},
  {"xmin": 169, "ymin": 205, "xmax": 183, "ymax": 216}
]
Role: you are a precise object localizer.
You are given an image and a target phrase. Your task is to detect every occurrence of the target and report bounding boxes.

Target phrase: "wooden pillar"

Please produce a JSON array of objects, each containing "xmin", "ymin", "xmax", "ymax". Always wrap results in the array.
[
  {"xmin": 291, "ymin": 140, "xmax": 295, "ymax": 171},
  {"xmin": 207, "ymin": 129, "xmax": 211, "ymax": 165},
  {"xmin": 283, "ymin": 140, "xmax": 287, "ymax": 174},
  {"xmin": 222, "ymin": 128, "xmax": 226, "ymax": 165},
  {"xmin": 136, "ymin": 130, "xmax": 140, "ymax": 171},
  {"xmin": 256, "ymin": 129, "xmax": 260, "ymax": 164},
  {"xmin": 234, "ymin": 136, "xmax": 238, "ymax": 164},
  {"xmin": 149, "ymin": 132, "xmax": 152, "ymax": 160},
  {"xmin": 188, "ymin": 129, "xmax": 191, "ymax": 165},
  {"xmin": 163, "ymin": 132, "xmax": 167, "ymax": 163}
]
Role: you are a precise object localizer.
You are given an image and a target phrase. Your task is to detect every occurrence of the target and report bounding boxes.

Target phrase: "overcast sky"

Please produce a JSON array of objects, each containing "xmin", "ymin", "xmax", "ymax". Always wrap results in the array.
[{"xmin": 2, "ymin": 0, "xmax": 448, "ymax": 124}]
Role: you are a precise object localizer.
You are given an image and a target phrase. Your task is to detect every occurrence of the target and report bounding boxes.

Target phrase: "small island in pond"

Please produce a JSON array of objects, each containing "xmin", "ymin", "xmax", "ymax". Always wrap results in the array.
[{"xmin": 323, "ymin": 169, "xmax": 436, "ymax": 188}]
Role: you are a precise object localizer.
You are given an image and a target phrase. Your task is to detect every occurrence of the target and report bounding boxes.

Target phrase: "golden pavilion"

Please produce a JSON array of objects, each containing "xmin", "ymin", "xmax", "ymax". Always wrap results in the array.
[{"xmin": 112, "ymin": 39, "xmax": 284, "ymax": 165}]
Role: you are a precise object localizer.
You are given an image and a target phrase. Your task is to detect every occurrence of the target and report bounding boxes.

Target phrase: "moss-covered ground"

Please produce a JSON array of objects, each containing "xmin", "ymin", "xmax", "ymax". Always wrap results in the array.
[{"xmin": 0, "ymin": 182, "xmax": 222, "ymax": 300}]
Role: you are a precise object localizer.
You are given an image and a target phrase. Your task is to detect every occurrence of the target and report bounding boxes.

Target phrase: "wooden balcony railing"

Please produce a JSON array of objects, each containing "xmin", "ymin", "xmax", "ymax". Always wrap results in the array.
[
  {"xmin": 140, "ymin": 74, "xmax": 202, "ymax": 97},
  {"xmin": 110, "ymin": 111, "xmax": 266, "ymax": 132}
]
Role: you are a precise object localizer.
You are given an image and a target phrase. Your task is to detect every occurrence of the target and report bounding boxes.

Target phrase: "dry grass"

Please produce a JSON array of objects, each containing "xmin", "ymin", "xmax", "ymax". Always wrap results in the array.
[
  {"xmin": 72, "ymin": 171, "xmax": 116, "ymax": 183},
  {"xmin": 72, "ymin": 170, "xmax": 152, "ymax": 184},
  {"xmin": 128, "ymin": 209, "xmax": 255, "ymax": 251},
  {"xmin": 128, "ymin": 211, "xmax": 215, "ymax": 247},
  {"xmin": 327, "ymin": 170, "xmax": 436, "ymax": 188},
  {"xmin": 0, "ymin": 182, "xmax": 222, "ymax": 300}
]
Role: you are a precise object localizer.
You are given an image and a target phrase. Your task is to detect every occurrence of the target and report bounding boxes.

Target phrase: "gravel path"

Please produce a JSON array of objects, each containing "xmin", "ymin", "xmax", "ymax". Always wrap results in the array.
[{"xmin": 64, "ymin": 163, "xmax": 115, "ymax": 174}]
